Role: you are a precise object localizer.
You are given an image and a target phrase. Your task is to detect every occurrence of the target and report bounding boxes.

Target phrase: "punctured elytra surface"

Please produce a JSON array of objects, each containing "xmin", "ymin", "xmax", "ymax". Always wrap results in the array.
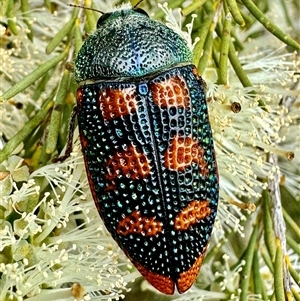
[{"xmin": 76, "ymin": 64, "xmax": 218, "ymax": 294}]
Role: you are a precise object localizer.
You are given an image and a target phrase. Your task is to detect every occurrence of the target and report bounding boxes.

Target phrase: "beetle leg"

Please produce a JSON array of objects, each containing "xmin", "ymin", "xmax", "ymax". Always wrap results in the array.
[{"xmin": 53, "ymin": 106, "xmax": 77, "ymax": 162}]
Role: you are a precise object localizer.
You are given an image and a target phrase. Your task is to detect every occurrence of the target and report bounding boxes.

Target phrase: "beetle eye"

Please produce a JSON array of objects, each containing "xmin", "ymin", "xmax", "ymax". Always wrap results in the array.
[
  {"xmin": 97, "ymin": 13, "xmax": 112, "ymax": 27},
  {"xmin": 133, "ymin": 8, "xmax": 149, "ymax": 17}
]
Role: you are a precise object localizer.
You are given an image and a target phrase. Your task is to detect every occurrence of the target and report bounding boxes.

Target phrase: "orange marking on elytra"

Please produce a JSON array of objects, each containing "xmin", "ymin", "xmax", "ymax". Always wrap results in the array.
[
  {"xmin": 98, "ymin": 87, "xmax": 136, "ymax": 121},
  {"xmin": 191, "ymin": 67, "xmax": 207, "ymax": 89},
  {"xmin": 176, "ymin": 249, "xmax": 206, "ymax": 293},
  {"xmin": 150, "ymin": 75, "xmax": 190, "ymax": 109},
  {"xmin": 134, "ymin": 261, "xmax": 175, "ymax": 295},
  {"xmin": 191, "ymin": 66, "xmax": 201, "ymax": 81},
  {"xmin": 164, "ymin": 135, "xmax": 208, "ymax": 175},
  {"xmin": 76, "ymin": 87, "xmax": 84, "ymax": 103},
  {"xmin": 117, "ymin": 210, "xmax": 163, "ymax": 237},
  {"xmin": 104, "ymin": 144, "xmax": 150, "ymax": 190},
  {"xmin": 174, "ymin": 200, "xmax": 211, "ymax": 231}
]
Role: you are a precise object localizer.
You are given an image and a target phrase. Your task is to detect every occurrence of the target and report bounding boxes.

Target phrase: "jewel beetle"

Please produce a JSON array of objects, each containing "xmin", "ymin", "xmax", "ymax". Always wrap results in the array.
[{"xmin": 70, "ymin": 2, "xmax": 219, "ymax": 295}]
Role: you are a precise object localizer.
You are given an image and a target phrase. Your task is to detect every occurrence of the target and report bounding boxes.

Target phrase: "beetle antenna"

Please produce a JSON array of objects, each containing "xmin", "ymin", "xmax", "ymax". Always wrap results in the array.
[
  {"xmin": 68, "ymin": 4, "xmax": 105, "ymax": 14},
  {"xmin": 133, "ymin": 0, "xmax": 144, "ymax": 8}
]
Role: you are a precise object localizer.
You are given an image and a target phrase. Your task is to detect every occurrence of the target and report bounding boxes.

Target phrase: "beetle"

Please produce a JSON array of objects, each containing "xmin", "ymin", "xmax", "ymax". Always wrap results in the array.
[{"xmin": 64, "ymin": 2, "xmax": 219, "ymax": 295}]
